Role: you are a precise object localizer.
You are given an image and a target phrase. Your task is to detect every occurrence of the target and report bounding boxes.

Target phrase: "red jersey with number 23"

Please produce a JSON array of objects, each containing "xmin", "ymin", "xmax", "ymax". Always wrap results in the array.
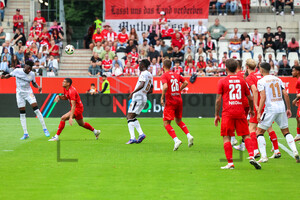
[
  {"xmin": 218, "ymin": 75, "xmax": 250, "ymax": 118},
  {"xmin": 64, "ymin": 86, "xmax": 84, "ymax": 111},
  {"xmin": 161, "ymin": 71, "xmax": 185, "ymax": 105}
]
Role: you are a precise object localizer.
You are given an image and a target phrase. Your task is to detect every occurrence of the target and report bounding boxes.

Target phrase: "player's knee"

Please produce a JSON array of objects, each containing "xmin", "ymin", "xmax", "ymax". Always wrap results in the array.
[
  {"xmin": 32, "ymin": 106, "xmax": 39, "ymax": 111},
  {"xmin": 19, "ymin": 110, "xmax": 26, "ymax": 114}
]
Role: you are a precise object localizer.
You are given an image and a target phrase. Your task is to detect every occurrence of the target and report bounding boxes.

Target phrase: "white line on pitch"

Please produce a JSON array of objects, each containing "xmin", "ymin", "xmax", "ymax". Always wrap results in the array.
[
  {"xmin": 278, "ymin": 142, "xmax": 294, "ymax": 158},
  {"xmin": 2, "ymin": 150, "xmax": 14, "ymax": 152}
]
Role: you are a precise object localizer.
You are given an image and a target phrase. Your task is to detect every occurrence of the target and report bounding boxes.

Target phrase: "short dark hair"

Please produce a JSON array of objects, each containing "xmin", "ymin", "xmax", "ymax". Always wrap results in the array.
[
  {"xmin": 277, "ymin": 26, "xmax": 282, "ymax": 29},
  {"xmin": 260, "ymin": 62, "xmax": 271, "ymax": 72},
  {"xmin": 91, "ymin": 83, "xmax": 95, "ymax": 86},
  {"xmin": 225, "ymin": 59, "xmax": 238, "ymax": 73},
  {"xmin": 65, "ymin": 78, "xmax": 72, "ymax": 86},
  {"xmin": 140, "ymin": 59, "xmax": 151, "ymax": 69},
  {"xmin": 293, "ymin": 66, "xmax": 300, "ymax": 71},
  {"xmin": 25, "ymin": 60, "xmax": 34, "ymax": 68},
  {"xmin": 167, "ymin": 47, "xmax": 173, "ymax": 51},
  {"xmin": 102, "ymin": 74, "xmax": 107, "ymax": 78},
  {"xmin": 175, "ymin": 60, "xmax": 181, "ymax": 64},
  {"xmin": 237, "ymin": 60, "xmax": 242, "ymax": 69},
  {"xmin": 163, "ymin": 59, "xmax": 172, "ymax": 69}
]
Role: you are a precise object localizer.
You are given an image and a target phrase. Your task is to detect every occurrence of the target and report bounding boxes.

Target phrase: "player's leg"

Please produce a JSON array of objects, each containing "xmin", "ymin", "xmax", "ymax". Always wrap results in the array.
[
  {"xmin": 48, "ymin": 112, "xmax": 70, "ymax": 141},
  {"xmin": 267, "ymin": 126, "xmax": 281, "ymax": 158},
  {"xmin": 164, "ymin": 120, "xmax": 182, "ymax": 151},
  {"xmin": 132, "ymin": 101, "xmax": 147, "ymax": 144},
  {"xmin": 126, "ymin": 112, "xmax": 138, "ymax": 144},
  {"xmin": 220, "ymin": 117, "xmax": 235, "ymax": 169},
  {"xmin": 17, "ymin": 92, "xmax": 29, "ymax": 140},
  {"xmin": 249, "ymin": 122, "xmax": 260, "ymax": 157},
  {"xmin": 30, "ymin": 102, "xmax": 49, "ymax": 137},
  {"xmin": 295, "ymin": 111, "xmax": 300, "ymax": 141},
  {"xmin": 75, "ymin": 117, "xmax": 101, "ymax": 139}
]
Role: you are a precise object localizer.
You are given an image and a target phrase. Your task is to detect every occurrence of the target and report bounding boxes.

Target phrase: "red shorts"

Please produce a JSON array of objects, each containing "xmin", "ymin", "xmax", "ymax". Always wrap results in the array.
[
  {"xmin": 163, "ymin": 102, "xmax": 183, "ymax": 121},
  {"xmin": 221, "ymin": 116, "xmax": 250, "ymax": 137},
  {"xmin": 73, "ymin": 108, "xmax": 83, "ymax": 120}
]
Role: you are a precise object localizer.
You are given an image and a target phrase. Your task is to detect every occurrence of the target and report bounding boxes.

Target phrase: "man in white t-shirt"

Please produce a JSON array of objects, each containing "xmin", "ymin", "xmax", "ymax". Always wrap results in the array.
[
  {"xmin": 1, "ymin": 60, "xmax": 49, "ymax": 140},
  {"xmin": 256, "ymin": 62, "xmax": 299, "ymax": 163},
  {"xmin": 126, "ymin": 59, "xmax": 153, "ymax": 144},
  {"xmin": 242, "ymin": 37, "xmax": 254, "ymax": 58},
  {"xmin": 193, "ymin": 20, "xmax": 207, "ymax": 41}
]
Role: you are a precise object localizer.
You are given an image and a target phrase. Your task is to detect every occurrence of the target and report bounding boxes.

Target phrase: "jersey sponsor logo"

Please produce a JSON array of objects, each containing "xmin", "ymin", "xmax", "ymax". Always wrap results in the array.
[{"xmin": 229, "ymin": 101, "xmax": 243, "ymax": 105}]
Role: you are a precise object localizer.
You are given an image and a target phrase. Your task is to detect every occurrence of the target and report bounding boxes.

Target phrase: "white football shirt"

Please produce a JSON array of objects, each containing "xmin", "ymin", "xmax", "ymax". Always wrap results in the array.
[
  {"xmin": 257, "ymin": 75, "xmax": 286, "ymax": 113},
  {"xmin": 10, "ymin": 68, "xmax": 36, "ymax": 93},
  {"xmin": 132, "ymin": 70, "xmax": 153, "ymax": 102}
]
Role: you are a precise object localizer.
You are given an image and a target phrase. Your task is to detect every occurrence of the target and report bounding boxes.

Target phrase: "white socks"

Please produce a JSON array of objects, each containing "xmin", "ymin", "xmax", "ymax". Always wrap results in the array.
[
  {"xmin": 20, "ymin": 113, "xmax": 28, "ymax": 134},
  {"xmin": 186, "ymin": 133, "xmax": 192, "ymax": 139},
  {"xmin": 257, "ymin": 135, "xmax": 267, "ymax": 158},
  {"xmin": 128, "ymin": 121, "xmax": 136, "ymax": 139},
  {"xmin": 285, "ymin": 133, "xmax": 298, "ymax": 153},
  {"xmin": 231, "ymin": 136, "xmax": 236, "ymax": 142},
  {"xmin": 34, "ymin": 109, "xmax": 47, "ymax": 130},
  {"xmin": 134, "ymin": 120, "xmax": 144, "ymax": 136},
  {"xmin": 173, "ymin": 137, "xmax": 179, "ymax": 143}
]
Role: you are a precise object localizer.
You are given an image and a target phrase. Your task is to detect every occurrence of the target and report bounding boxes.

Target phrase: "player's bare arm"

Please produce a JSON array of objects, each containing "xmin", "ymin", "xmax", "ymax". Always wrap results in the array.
[
  {"xmin": 214, "ymin": 94, "xmax": 221, "ymax": 127},
  {"xmin": 247, "ymin": 94, "xmax": 255, "ymax": 117},
  {"xmin": 292, "ymin": 93, "xmax": 300, "ymax": 106},
  {"xmin": 180, "ymin": 80, "xmax": 188, "ymax": 91},
  {"xmin": 31, "ymin": 81, "xmax": 42, "ymax": 93},
  {"xmin": 69, "ymin": 100, "xmax": 76, "ymax": 126},
  {"xmin": 257, "ymin": 90, "xmax": 266, "ymax": 122},
  {"xmin": 250, "ymin": 85, "xmax": 259, "ymax": 110},
  {"xmin": 282, "ymin": 89, "xmax": 292, "ymax": 118},
  {"xmin": 161, "ymin": 83, "xmax": 168, "ymax": 107},
  {"xmin": 129, "ymin": 81, "xmax": 145, "ymax": 99}
]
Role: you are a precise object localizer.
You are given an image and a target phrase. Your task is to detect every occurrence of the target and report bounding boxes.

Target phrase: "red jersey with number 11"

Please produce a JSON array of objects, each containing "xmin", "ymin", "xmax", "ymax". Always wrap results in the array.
[
  {"xmin": 161, "ymin": 71, "xmax": 185, "ymax": 105},
  {"xmin": 64, "ymin": 86, "xmax": 84, "ymax": 111},
  {"xmin": 218, "ymin": 75, "xmax": 250, "ymax": 118}
]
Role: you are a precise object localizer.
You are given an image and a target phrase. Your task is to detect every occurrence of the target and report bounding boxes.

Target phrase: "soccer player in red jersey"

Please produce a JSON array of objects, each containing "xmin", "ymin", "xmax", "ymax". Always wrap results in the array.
[
  {"xmin": 215, "ymin": 59, "xmax": 261, "ymax": 170},
  {"xmin": 48, "ymin": 78, "xmax": 100, "ymax": 141},
  {"xmin": 245, "ymin": 59, "xmax": 280, "ymax": 160},
  {"xmin": 160, "ymin": 59, "xmax": 194, "ymax": 151},
  {"xmin": 292, "ymin": 66, "xmax": 300, "ymax": 142}
]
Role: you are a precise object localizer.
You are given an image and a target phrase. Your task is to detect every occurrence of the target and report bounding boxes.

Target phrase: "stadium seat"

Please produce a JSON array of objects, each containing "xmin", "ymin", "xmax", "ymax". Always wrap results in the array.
[
  {"xmin": 218, "ymin": 48, "xmax": 228, "ymax": 61},
  {"xmin": 230, "ymin": 52, "xmax": 240, "ymax": 60},
  {"xmin": 276, "ymin": 52, "xmax": 287, "ymax": 61},
  {"xmin": 242, "ymin": 52, "xmax": 252, "ymax": 61},
  {"xmin": 164, "ymin": 39, "xmax": 171, "ymax": 47},
  {"xmin": 6, "ymin": 33, "xmax": 11, "ymax": 41},
  {"xmin": 250, "ymin": 0, "xmax": 258, "ymax": 7},
  {"xmin": 260, "ymin": 0, "xmax": 271, "ymax": 6},
  {"xmin": 116, "ymin": 52, "xmax": 126, "ymax": 60},
  {"xmin": 265, "ymin": 52, "xmax": 275, "ymax": 61},
  {"xmin": 218, "ymin": 41, "xmax": 229, "ymax": 49},
  {"xmin": 121, "ymin": 59, "xmax": 125, "ymax": 67},
  {"xmin": 253, "ymin": 46, "xmax": 263, "ymax": 54},
  {"xmin": 288, "ymin": 52, "xmax": 299, "ymax": 62}
]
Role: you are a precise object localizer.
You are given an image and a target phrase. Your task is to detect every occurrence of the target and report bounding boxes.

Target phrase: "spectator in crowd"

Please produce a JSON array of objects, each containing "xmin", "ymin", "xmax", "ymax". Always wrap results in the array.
[
  {"xmin": 263, "ymin": 27, "xmax": 275, "ymax": 43},
  {"xmin": 193, "ymin": 20, "xmax": 207, "ymax": 41},
  {"xmin": 138, "ymin": 39, "xmax": 149, "ymax": 54},
  {"xmin": 26, "ymin": 35, "xmax": 34, "ymax": 47},
  {"xmin": 274, "ymin": 36, "xmax": 287, "ymax": 53},
  {"xmin": 90, "ymin": 52, "xmax": 102, "ymax": 67},
  {"xmin": 210, "ymin": 0, "xmax": 218, "ymax": 15},
  {"xmin": 11, "ymin": 54, "xmax": 21, "ymax": 69},
  {"xmin": 269, "ymin": 60, "xmax": 279, "ymax": 76},
  {"xmin": 2, "ymin": 40, "xmax": 14, "ymax": 55},
  {"xmin": 129, "ymin": 34, "xmax": 139, "ymax": 46},
  {"xmin": 218, "ymin": 57, "xmax": 227, "ymax": 76},
  {"xmin": 0, "ymin": 55, "xmax": 9, "ymax": 73},
  {"xmin": 163, "ymin": 47, "xmax": 173, "ymax": 61},
  {"xmin": 51, "ymin": 28, "xmax": 63, "ymax": 47},
  {"xmin": 266, "ymin": 53, "xmax": 279, "ymax": 67},
  {"xmin": 123, "ymin": 61, "xmax": 135, "ymax": 76},
  {"xmin": 172, "ymin": 46, "xmax": 184, "ymax": 63},
  {"xmin": 105, "ymin": 27, "xmax": 118, "ymax": 42},
  {"xmin": 86, "ymin": 83, "xmax": 98, "ymax": 95},
  {"xmin": 205, "ymin": 36, "xmax": 216, "ymax": 53},
  {"xmin": 112, "ymin": 56, "xmax": 123, "ymax": 69},
  {"xmin": 125, "ymin": 39, "xmax": 136, "ymax": 54},
  {"xmin": 171, "ymin": 28, "xmax": 184, "ymax": 40},
  {"xmin": 148, "ymin": 45, "xmax": 160, "ymax": 63},
  {"xmin": 117, "ymin": 27, "xmax": 128, "ymax": 47},
  {"xmin": 0, "ymin": 27, "xmax": 5, "ymax": 46},
  {"xmin": 184, "ymin": 48, "xmax": 194, "ymax": 62},
  {"xmin": 128, "ymin": 47, "xmax": 139, "ymax": 63},
  {"xmin": 184, "ymin": 62, "xmax": 196, "ymax": 76},
  {"xmin": 33, "ymin": 60, "xmax": 44, "ymax": 76},
  {"xmin": 197, "ymin": 55, "xmax": 206, "ymax": 69},
  {"xmin": 0, "ymin": 1, "xmax": 4, "ymax": 22},
  {"xmin": 29, "ymin": 26, "xmax": 39, "ymax": 42},
  {"xmin": 129, "ymin": 28, "xmax": 138, "ymax": 42},
  {"xmin": 288, "ymin": 37, "xmax": 299, "ymax": 54},
  {"xmin": 230, "ymin": 28, "xmax": 241, "ymax": 39},
  {"xmin": 102, "ymin": 53, "xmax": 113, "ymax": 75},
  {"xmin": 206, "ymin": 60, "xmax": 217, "ymax": 76},
  {"xmin": 39, "ymin": 27, "xmax": 51, "ymax": 50},
  {"xmin": 278, "ymin": 59, "xmax": 291, "ymax": 76},
  {"xmin": 31, "ymin": 42, "xmax": 38, "ymax": 57},
  {"xmin": 112, "ymin": 62, "xmax": 123, "ymax": 77},
  {"xmin": 139, "ymin": 32, "xmax": 149, "ymax": 45},
  {"xmin": 285, "ymin": 0, "xmax": 295, "ymax": 16},
  {"xmin": 185, "ymin": 55, "xmax": 195, "ymax": 66},
  {"xmin": 149, "ymin": 57, "xmax": 162, "ymax": 76},
  {"xmin": 49, "ymin": 40, "xmax": 60, "ymax": 59},
  {"xmin": 252, "ymin": 28, "xmax": 263, "ymax": 46},
  {"xmin": 292, "ymin": 60, "xmax": 300, "ymax": 68},
  {"xmin": 49, "ymin": 19, "xmax": 64, "ymax": 35},
  {"xmin": 171, "ymin": 33, "xmax": 185, "ymax": 51},
  {"xmin": 181, "ymin": 22, "xmax": 191, "ymax": 38},
  {"xmin": 101, "ymin": 23, "xmax": 110, "ymax": 39},
  {"xmin": 196, "ymin": 47, "xmax": 206, "ymax": 61},
  {"xmin": 11, "ymin": 28, "xmax": 26, "ymax": 46},
  {"xmin": 47, "ymin": 55, "xmax": 58, "ymax": 75},
  {"xmin": 256, "ymin": 54, "xmax": 263, "ymax": 67},
  {"xmin": 34, "ymin": 10, "xmax": 46, "ymax": 30},
  {"xmin": 100, "ymin": 46, "xmax": 115, "ymax": 60},
  {"xmin": 206, "ymin": 52, "xmax": 218, "ymax": 66},
  {"xmin": 216, "ymin": 0, "xmax": 230, "ymax": 15},
  {"xmin": 275, "ymin": 26, "xmax": 286, "ymax": 41},
  {"xmin": 240, "ymin": 32, "xmax": 250, "ymax": 42},
  {"xmin": 229, "ymin": 35, "xmax": 241, "ymax": 58},
  {"xmin": 274, "ymin": 0, "xmax": 285, "ymax": 15},
  {"xmin": 242, "ymin": 37, "xmax": 254, "ymax": 58},
  {"xmin": 158, "ymin": 11, "xmax": 167, "ymax": 30},
  {"xmin": 241, "ymin": 0, "xmax": 251, "ymax": 22},
  {"xmin": 278, "ymin": 54, "xmax": 288, "ymax": 66},
  {"xmin": 1, "ymin": 48, "xmax": 11, "ymax": 63},
  {"xmin": 88, "ymin": 61, "xmax": 101, "ymax": 76},
  {"xmin": 126, "ymin": 54, "xmax": 136, "ymax": 67},
  {"xmin": 173, "ymin": 60, "xmax": 183, "ymax": 75},
  {"xmin": 30, "ymin": 20, "xmax": 42, "ymax": 37},
  {"xmin": 93, "ymin": 41, "xmax": 103, "ymax": 55},
  {"xmin": 264, "ymin": 36, "xmax": 275, "ymax": 53},
  {"xmin": 160, "ymin": 40, "xmax": 169, "ymax": 57},
  {"xmin": 139, "ymin": 49, "xmax": 148, "ymax": 61},
  {"xmin": 13, "ymin": 9, "xmax": 24, "ymax": 33},
  {"xmin": 154, "ymin": 39, "xmax": 161, "ymax": 53},
  {"xmin": 185, "ymin": 39, "xmax": 196, "ymax": 55},
  {"xmin": 208, "ymin": 18, "xmax": 227, "ymax": 41},
  {"xmin": 148, "ymin": 20, "xmax": 159, "ymax": 45},
  {"xmin": 161, "ymin": 24, "xmax": 174, "ymax": 40},
  {"xmin": 91, "ymin": 28, "xmax": 103, "ymax": 50}
]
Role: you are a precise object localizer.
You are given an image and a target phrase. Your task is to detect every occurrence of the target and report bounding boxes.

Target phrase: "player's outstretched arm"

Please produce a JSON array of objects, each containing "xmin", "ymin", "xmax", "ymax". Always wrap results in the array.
[
  {"xmin": 160, "ymin": 83, "xmax": 168, "ymax": 107},
  {"xmin": 54, "ymin": 94, "xmax": 67, "ymax": 102},
  {"xmin": 214, "ymin": 94, "xmax": 221, "ymax": 127},
  {"xmin": 282, "ymin": 89, "xmax": 292, "ymax": 118},
  {"xmin": 180, "ymin": 80, "xmax": 188, "ymax": 91},
  {"xmin": 257, "ymin": 90, "xmax": 266, "ymax": 122}
]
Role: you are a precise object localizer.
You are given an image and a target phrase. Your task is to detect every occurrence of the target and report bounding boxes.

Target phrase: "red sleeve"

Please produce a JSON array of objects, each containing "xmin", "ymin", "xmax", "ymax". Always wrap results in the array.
[
  {"xmin": 245, "ymin": 76, "xmax": 253, "ymax": 87},
  {"xmin": 179, "ymin": 75, "xmax": 185, "ymax": 83},
  {"xmin": 161, "ymin": 74, "xmax": 168, "ymax": 84},
  {"xmin": 43, "ymin": 18, "xmax": 46, "ymax": 23},
  {"xmin": 217, "ymin": 79, "xmax": 223, "ymax": 94},
  {"xmin": 68, "ymin": 90, "xmax": 76, "ymax": 101},
  {"xmin": 34, "ymin": 17, "xmax": 37, "ymax": 21},
  {"xmin": 92, "ymin": 34, "xmax": 96, "ymax": 40}
]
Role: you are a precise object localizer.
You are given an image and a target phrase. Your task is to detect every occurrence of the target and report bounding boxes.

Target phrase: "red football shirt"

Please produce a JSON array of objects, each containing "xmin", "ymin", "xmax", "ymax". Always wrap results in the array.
[
  {"xmin": 30, "ymin": 26, "xmax": 42, "ymax": 36},
  {"xmin": 236, "ymin": 70, "xmax": 249, "ymax": 108},
  {"xmin": 123, "ymin": 66, "xmax": 134, "ymax": 75},
  {"xmin": 118, "ymin": 33, "xmax": 128, "ymax": 43},
  {"xmin": 171, "ymin": 38, "xmax": 184, "ymax": 49},
  {"xmin": 184, "ymin": 66, "xmax": 196, "ymax": 75},
  {"xmin": 161, "ymin": 71, "xmax": 185, "ymax": 105},
  {"xmin": 64, "ymin": 86, "xmax": 84, "ymax": 111},
  {"xmin": 181, "ymin": 27, "xmax": 191, "ymax": 35},
  {"xmin": 197, "ymin": 61, "xmax": 206, "ymax": 69},
  {"xmin": 173, "ymin": 66, "xmax": 183, "ymax": 75},
  {"xmin": 128, "ymin": 52, "xmax": 139, "ymax": 63},
  {"xmin": 101, "ymin": 29, "xmax": 109, "ymax": 38},
  {"xmin": 92, "ymin": 33, "xmax": 103, "ymax": 43},
  {"xmin": 218, "ymin": 75, "xmax": 250, "ymax": 118},
  {"xmin": 102, "ymin": 59, "xmax": 112, "ymax": 70},
  {"xmin": 34, "ymin": 17, "xmax": 46, "ymax": 29},
  {"xmin": 13, "ymin": 15, "xmax": 24, "ymax": 30},
  {"xmin": 39, "ymin": 32, "xmax": 50, "ymax": 45},
  {"xmin": 246, "ymin": 72, "xmax": 262, "ymax": 108},
  {"xmin": 49, "ymin": 44, "xmax": 59, "ymax": 56}
]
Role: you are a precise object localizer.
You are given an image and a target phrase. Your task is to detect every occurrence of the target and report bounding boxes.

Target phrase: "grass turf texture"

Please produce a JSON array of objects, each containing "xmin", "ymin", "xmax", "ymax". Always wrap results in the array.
[{"xmin": 0, "ymin": 118, "xmax": 299, "ymax": 200}]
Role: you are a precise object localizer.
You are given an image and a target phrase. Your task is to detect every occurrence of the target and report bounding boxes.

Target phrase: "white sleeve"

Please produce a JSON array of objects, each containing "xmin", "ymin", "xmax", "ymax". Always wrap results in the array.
[
  {"xmin": 10, "ymin": 69, "xmax": 17, "ymax": 77},
  {"xmin": 257, "ymin": 80, "xmax": 265, "ymax": 92},
  {"xmin": 139, "ymin": 72, "xmax": 146, "ymax": 82},
  {"xmin": 279, "ymin": 79, "xmax": 285, "ymax": 90},
  {"xmin": 32, "ymin": 72, "xmax": 36, "ymax": 83}
]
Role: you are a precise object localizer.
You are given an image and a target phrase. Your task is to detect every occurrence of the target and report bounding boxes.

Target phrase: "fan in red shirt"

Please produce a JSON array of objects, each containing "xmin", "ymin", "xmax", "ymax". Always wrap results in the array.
[
  {"xmin": 92, "ymin": 28, "xmax": 103, "ymax": 44},
  {"xmin": 13, "ymin": 9, "xmax": 24, "ymax": 33},
  {"xmin": 48, "ymin": 78, "xmax": 101, "ymax": 141},
  {"xmin": 34, "ymin": 10, "xmax": 46, "ymax": 30},
  {"xmin": 30, "ymin": 21, "xmax": 42, "ymax": 37},
  {"xmin": 158, "ymin": 11, "xmax": 167, "ymax": 30},
  {"xmin": 105, "ymin": 27, "xmax": 118, "ymax": 42},
  {"xmin": 101, "ymin": 23, "xmax": 110, "ymax": 38},
  {"xmin": 39, "ymin": 27, "xmax": 51, "ymax": 47},
  {"xmin": 245, "ymin": 59, "xmax": 280, "ymax": 159},
  {"xmin": 49, "ymin": 40, "xmax": 60, "ymax": 57},
  {"xmin": 171, "ymin": 33, "xmax": 185, "ymax": 51},
  {"xmin": 102, "ymin": 54, "xmax": 113, "ymax": 73},
  {"xmin": 215, "ymin": 58, "xmax": 261, "ymax": 170},
  {"xmin": 184, "ymin": 63, "xmax": 196, "ymax": 76},
  {"xmin": 118, "ymin": 27, "xmax": 128, "ymax": 46},
  {"xmin": 181, "ymin": 22, "xmax": 191, "ymax": 37},
  {"xmin": 173, "ymin": 60, "xmax": 183, "ymax": 75},
  {"xmin": 123, "ymin": 62, "xmax": 135, "ymax": 76},
  {"xmin": 160, "ymin": 59, "xmax": 193, "ymax": 151},
  {"xmin": 128, "ymin": 47, "xmax": 139, "ymax": 63},
  {"xmin": 241, "ymin": 0, "xmax": 251, "ymax": 22},
  {"xmin": 161, "ymin": 25, "xmax": 174, "ymax": 39},
  {"xmin": 292, "ymin": 66, "xmax": 300, "ymax": 142}
]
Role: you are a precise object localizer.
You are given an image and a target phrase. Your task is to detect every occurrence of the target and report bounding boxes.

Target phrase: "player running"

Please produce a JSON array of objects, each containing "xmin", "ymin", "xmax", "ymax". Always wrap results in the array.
[
  {"xmin": 215, "ymin": 59, "xmax": 261, "ymax": 170},
  {"xmin": 292, "ymin": 66, "xmax": 300, "ymax": 142},
  {"xmin": 256, "ymin": 62, "xmax": 300, "ymax": 163},
  {"xmin": 48, "ymin": 78, "xmax": 100, "ymax": 141},
  {"xmin": 245, "ymin": 59, "xmax": 280, "ymax": 160},
  {"xmin": 1, "ymin": 60, "xmax": 49, "ymax": 140},
  {"xmin": 126, "ymin": 59, "xmax": 153, "ymax": 144},
  {"xmin": 160, "ymin": 59, "xmax": 193, "ymax": 151}
]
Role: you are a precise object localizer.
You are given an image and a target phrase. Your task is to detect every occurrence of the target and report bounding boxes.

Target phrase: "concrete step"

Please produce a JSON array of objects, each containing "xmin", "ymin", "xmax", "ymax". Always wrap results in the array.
[
  {"xmin": 61, "ymin": 61, "xmax": 91, "ymax": 65},
  {"xmin": 60, "ymin": 66, "xmax": 89, "ymax": 70},
  {"xmin": 59, "ymin": 63, "xmax": 89, "ymax": 68},
  {"xmin": 61, "ymin": 57, "xmax": 92, "ymax": 62},
  {"xmin": 58, "ymin": 71, "xmax": 90, "ymax": 77}
]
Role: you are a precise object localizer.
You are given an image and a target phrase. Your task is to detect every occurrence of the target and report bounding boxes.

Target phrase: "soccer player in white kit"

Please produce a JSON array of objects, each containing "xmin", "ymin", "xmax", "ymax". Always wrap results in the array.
[
  {"xmin": 126, "ymin": 59, "xmax": 153, "ymax": 144},
  {"xmin": 256, "ymin": 62, "xmax": 300, "ymax": 163},
  {"xmin": 1, "ymin": 60, "xmax": 49, "ymax": 140}
]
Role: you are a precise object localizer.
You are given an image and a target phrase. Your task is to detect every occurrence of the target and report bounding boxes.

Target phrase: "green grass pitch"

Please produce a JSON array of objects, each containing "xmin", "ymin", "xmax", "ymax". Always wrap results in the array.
[{"xmin": 0, "ymin": 117, "xmax": 299, "ymax": 200}]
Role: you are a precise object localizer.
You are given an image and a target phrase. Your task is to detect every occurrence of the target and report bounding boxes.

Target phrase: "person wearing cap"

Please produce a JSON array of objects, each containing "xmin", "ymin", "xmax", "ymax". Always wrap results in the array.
[
  {"xmin": 158, "ymin": 11, "xmax": 167, "ymax": 30},
  {"xmin": 34, "ymin": 10, "xmax": 46, "ymax": 30},
  {"xmin": 100, "ymin": 75, "xmax": 110, "ymax": 94},
  {"xmin": 0, "ymin": 1, "xmax": 4, "ymax": 22},
  {"xmin": 101, "ymin": 22, "xmax": 110, "ymax": 39},
  {"xmin": 13, "ymin": 9, "xmax": 24, "ymax": 33}
]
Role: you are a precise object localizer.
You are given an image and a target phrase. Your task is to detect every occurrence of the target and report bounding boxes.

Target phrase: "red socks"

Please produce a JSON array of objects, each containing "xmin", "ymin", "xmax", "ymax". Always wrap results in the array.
[
  {"xmin": 244, "ymin": 138, "xmax": 254, "ymax": 157},
  {"xmin": 269, "ymin": 131, "xmax": 279, "ymax": 150},
  {"xmin": 297, "ymin": 128, "xmax": 300, "ymax": 135},
  {"xmin": 165, "ymin": 124, "xmax": 177, "ymax": 139},
  {"xmin": 83, "ymin": 122, "xmax": 94, "ymax": 131},
  {"xmin": 177, "ymin": 121, "xmax": 189, "ymax": 135},
  {"xmin": 250, "ymin": 132, "xmax": 258, "ymax": 150},
  {"xmin": 56, "ymin": 121, "xmax": 65, "ymax": 136},
  {"xmin": 224, "ymin": 142, "xmax": 233, "ymax": 163}
]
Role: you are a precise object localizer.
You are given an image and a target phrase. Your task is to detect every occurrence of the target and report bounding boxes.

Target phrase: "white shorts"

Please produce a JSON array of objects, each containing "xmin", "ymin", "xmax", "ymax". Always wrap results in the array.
[
  {"xmin": 16, "ymin": 92, "xmax": 37, "ymax": 108},
  {"xmin": 258, "ymin": 112, "xmax": 289, "ymax": 130},
  {"xmin": 128, "ymin": 100, "xmax": 147, "ymax": 115}
]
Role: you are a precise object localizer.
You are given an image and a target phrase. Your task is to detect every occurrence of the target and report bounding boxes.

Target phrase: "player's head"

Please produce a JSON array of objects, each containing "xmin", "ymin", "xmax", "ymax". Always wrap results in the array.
[
  {"xmin": 91, "ymin": 83, "xmax": 95, "ymax": 88},
  {"xmin": 292, "ymin": 66, "xmax": 300, "ymax": 78},
  {"xmin": 102, "ymin": 74, "xmax": 107, "ymax": 81},
  {"xmin": 245, "ymin": 59, "xmax": 256, "ymax": 71},
  {"xmin": 24, "ymin": 60, "xmax": 34, "ymax": 74},
  {"xmin": 139, "ymin": 59, "xmax": 150, "ymax": 71},
  {"xmin": 225, "ymin": 59, "xmax": 238, "ymax": 73},
  {"xmin": 63, "ymin": 78, "xmax": 72, "ymax": 88},
  {"xmin": 163, "ymin": 59, "xmax": 172, "ymax": 71},
  {"xmin": 260, "ymin": 62, "xmax": 271, "ymax": 74}
]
